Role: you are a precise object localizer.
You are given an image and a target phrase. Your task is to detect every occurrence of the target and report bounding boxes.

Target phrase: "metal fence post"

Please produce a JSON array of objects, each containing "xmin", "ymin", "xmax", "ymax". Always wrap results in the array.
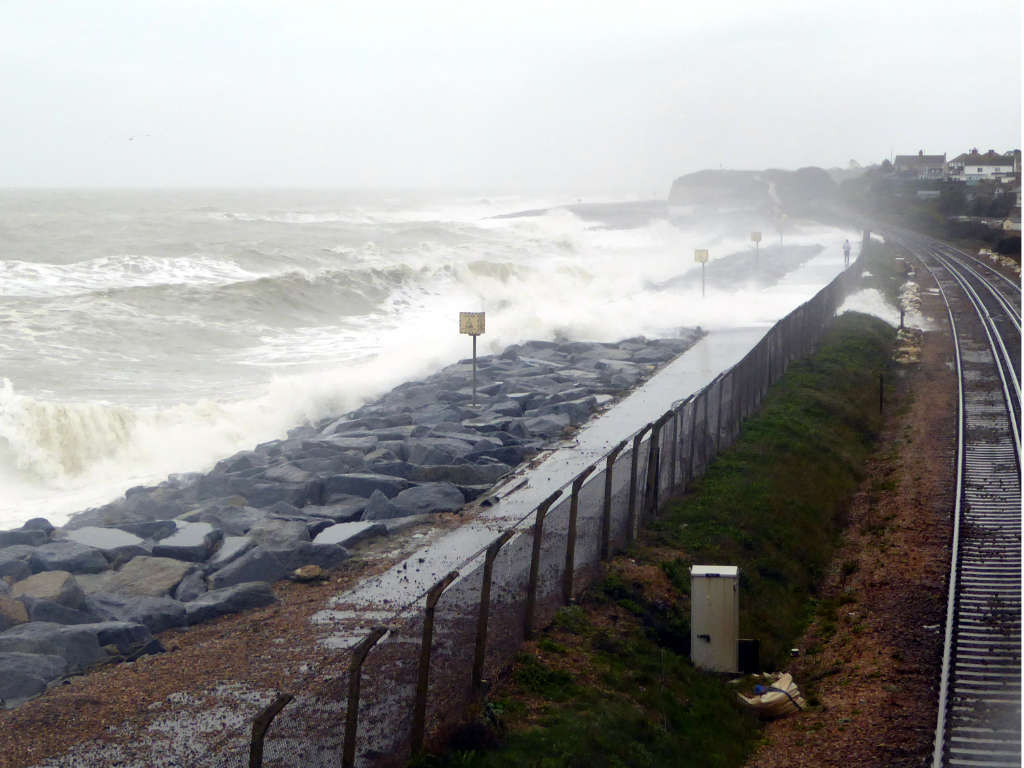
[
  {"xmin": 472, "ymin": 530, "xmax": 515, "ymax": 693},
  {"xmin": 341, "ymin": 627, "xmax": 387, "ymax": 768},
  {"xmin": 249, "ymin": 693, "xmax": 293, "ymax": 768},
  {"xmin": 601, "ymin": 440, "xmax": 627, "ymax": 560},
  {"xmin": 563, "ymin": 465, "xmax": 596, "ymax": 604},
  {"xmin": 668, "ymin": 409, "xmax": 679, "ymax": 493},
  {"xmin": 524, "ymin": 490, "xmax": 563, "ymax": 640},
  {"xmin": 645, "ymin": 412, "xmax": 672, "ymax": 521},
  {"xmin": 626, "ymin": 424, "xmax": 652, "ymax": 544},
  {"xmin": 411, "ymin": 570, "xmax": 459, "ymax": 755}
]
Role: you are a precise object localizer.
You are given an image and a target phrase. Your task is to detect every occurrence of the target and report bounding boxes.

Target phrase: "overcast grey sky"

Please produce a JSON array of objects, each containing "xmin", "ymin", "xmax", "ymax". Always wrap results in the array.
[{"xmin": 1, "ymin": 0, "xmax": 1020, "ymax": 192}]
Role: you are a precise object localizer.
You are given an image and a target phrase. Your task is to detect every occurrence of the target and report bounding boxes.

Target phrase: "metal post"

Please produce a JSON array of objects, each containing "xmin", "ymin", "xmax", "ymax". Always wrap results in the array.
[
  {"xmin": 701, "ymin": 262, "xmax": 706, "ymax": 297},
  {"xmin": 472, "ymin": 335, "xmax": 477, "ymax": 407},
  {"xmin": 563, "ymin": 465, "xmax": 596, "ymax": 605},
  {"xmin": 755, "ymin": 240, "xmax": 759, "ymax": 268},
  {"xmin": 646, "ymin": 412, "xmax": 672, "ymax": 520},
  {"xmin": 626, "ymin": 425, "xmax": 652, "ymax": 544},
  {"xmin": 524, "ymin": 491, "xmax": 562, "ymax": 640},
  {"xmin": 342, "ymin": 627, "xmax": 387, "ymax": 768},
  {"xmin": 686, "ymin": 395, "xmax": 698, "ymax": 487},
  {"xmin": 668, "ymin": 410, "xmax": 679, "ymax": 493},
  {"xmin": 472, "ymin": 530, "xmax": 514, "ymax": 693},
  {"xmin": 601, "ymin": 440, "xmax": 627, "ymax": 560},
  {"xmin": 250, "ymin": 693, "xmax": 293, "ymax": 768},
  {"xmin": 411, "ymin": 570, "xmax": 459, "ymax": 755}
]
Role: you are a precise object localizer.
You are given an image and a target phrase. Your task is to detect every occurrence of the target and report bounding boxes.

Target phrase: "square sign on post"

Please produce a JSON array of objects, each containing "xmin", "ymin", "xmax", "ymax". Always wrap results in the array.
[
  {"xmin": 459, "ymin": 311, "xmax": 485, "ymax": 406},
  {"xmin": 750, "ymin": 231, "xmax": 761, "ymax": 243},
  {"xmin": 459, "ymin": 312, "xmax": 485, "ymax": 336},
  {"xmin": 693, "ymin": 249, "xmax": 709, "ymax": 263}
]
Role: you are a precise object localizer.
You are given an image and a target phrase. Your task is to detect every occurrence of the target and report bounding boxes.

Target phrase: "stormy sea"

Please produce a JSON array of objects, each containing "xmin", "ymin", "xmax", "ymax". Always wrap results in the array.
[{"xmin": 0, "ymin": 188, "xmax": 855, "ymax": 528}]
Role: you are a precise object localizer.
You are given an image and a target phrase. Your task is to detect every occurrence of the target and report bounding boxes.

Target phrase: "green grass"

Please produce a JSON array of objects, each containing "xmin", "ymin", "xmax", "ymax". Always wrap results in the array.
[{"xmin": 412, "ymin": 311, "xmax": 895, "ymax": 768}]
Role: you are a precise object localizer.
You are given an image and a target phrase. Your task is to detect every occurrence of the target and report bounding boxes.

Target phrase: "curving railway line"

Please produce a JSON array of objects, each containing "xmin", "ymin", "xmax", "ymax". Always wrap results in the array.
[{"xmin": 890, "ymin": 230, "xmax": 1021, "ymax": 768}]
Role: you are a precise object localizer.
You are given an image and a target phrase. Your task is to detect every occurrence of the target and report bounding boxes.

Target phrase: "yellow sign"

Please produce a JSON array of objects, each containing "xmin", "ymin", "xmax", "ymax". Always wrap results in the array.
[
  {"xmin": 459, "ymin": 312, "xmax": 485, "ymax": 336},
  {"xmin": 694, "ymin": 249, "xmax": 709, "ymax": 264},
  {"xmin": 750, "ymin": 231, "xmax": 762, "ymax": 243}
]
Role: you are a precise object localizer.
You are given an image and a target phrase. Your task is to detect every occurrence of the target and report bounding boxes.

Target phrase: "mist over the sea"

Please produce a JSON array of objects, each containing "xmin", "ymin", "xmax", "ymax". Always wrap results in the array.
[{"xmin": 0, "ymin": 189, "xmax": 854, "ymax": 527}]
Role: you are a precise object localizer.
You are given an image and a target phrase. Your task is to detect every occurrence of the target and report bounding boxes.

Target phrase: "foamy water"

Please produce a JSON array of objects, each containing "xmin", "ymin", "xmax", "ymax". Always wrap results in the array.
[{"xmin": 0, "ymin": 189, "xmax": 857, "ymax": 527}]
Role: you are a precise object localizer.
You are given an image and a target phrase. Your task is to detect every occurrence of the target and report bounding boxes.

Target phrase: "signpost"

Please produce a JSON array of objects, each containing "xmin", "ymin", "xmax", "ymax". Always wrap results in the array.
[
  {"xmin": 750, "ymin": 231, "xmax": 761, "ymax": 268},
  {"xmin": 694, "ymin": 249, "xmax": 709, "ymax": 297},
  {"xmin": 459, "ymin": 311, "xmax": 485, "ymax": 406}
]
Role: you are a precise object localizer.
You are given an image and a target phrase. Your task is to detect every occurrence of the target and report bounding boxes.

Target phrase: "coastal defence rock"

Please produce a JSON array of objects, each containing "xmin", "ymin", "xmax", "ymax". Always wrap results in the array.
[
  {"xmin": 184, "ymin": 582, "xmax": 277, "ymax": 625},
  {"xmin": 3, "ymin": 331, "xmax": 703, "ymax": 664},
  {"xmin": 0, "ymin": 652, "xmax": 68, "ymax": 704},
  {"xmin": 28, "ymin": 543, "xmax": 109, "ymax": 575},
  {"xmin": 86, "ymin": 594, "xmax": 189, "ymax": 634},
  {"xmin": 0, "ymin": 622, "xmax": 108, "ymax": 673},
  {"xmin": 11, "ymin": 571, "xmax": 86, "ymax": 610}
]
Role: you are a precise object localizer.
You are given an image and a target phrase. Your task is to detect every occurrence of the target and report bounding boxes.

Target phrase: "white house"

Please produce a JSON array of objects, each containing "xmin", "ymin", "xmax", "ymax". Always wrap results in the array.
[{"xmin": 947, "ymin": 149, "xmax": 1017, "ymax": 183}]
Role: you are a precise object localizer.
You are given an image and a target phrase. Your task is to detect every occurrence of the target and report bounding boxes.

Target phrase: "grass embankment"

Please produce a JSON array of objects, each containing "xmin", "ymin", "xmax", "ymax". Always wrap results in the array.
[{"xmin": 414, "ymin": 311, "xmax": 896, "ymax": 768}]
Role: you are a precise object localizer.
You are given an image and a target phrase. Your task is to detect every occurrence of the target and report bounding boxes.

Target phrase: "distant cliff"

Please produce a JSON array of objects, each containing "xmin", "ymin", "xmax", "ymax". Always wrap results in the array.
[{"xmin": 667, "ymin": 166, "xmax": 837, "ymax": 214}]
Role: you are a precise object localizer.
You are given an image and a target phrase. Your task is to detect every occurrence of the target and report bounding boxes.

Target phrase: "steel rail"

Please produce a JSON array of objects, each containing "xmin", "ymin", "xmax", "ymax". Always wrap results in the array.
[
  {"xmin": 927, "ymin": 247, "xmax": 1022, "ymax": 457},
  {"xmin": 895, "ymin": 234, "xmax": 1022, "ymax": 768}
]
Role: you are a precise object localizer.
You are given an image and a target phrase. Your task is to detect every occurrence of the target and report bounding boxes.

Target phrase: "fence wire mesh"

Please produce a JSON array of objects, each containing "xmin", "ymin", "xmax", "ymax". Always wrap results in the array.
[{"xmin": 248, "ymin": 260, "xmax": 861, "ymax": 767}]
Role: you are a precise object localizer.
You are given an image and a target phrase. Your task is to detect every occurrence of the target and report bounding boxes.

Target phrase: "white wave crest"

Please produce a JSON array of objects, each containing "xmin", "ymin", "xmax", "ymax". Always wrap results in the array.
[{"xmin": 0, "ymin": 254, "xmax": 264, "ymax": 298}]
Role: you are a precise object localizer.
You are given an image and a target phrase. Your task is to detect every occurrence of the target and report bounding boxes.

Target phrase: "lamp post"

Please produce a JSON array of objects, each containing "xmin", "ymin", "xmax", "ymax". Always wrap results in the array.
[{"xmin": 694, "ymin": 249, "xmax": 709, "ymax": 297}]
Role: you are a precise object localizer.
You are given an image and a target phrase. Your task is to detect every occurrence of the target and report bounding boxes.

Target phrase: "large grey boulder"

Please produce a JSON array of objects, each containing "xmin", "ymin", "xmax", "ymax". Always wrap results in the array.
[
  {"xmin": 229, "ymin": 479, "xmax": 318, "ymax": 509},
  {"xmin": 88, "ymin": 621, "xmax": 161, "ymax": 657},
  {"xmin": 391, "ymin": 483, "xmax": 466, "ymax": 516},
  {"xmin": 323, "ymin": 473, "xmax": 410, "ymax": 501},
  {"xmin": 262, "ymin": 462, "xmax": 314, "ymax": 484},
  {"xmin": 410, "ymin": 463, "xmax": 512, "ymax": 486},
  {"xmin": 11, "ymin": 571, "xmax": 86, "ymax": 609},
  {"xmin": 0, "ymin": 529, "xmax": 48, "ymax": 547},
  {"xmin": 247, "ymin": 519, "xmax": 310, "ymax": 548},
  {"xmin": 184, "ymin": 582, "xmax": 277, "ymax": 625},
  {"xmin": 19, "ymin": 596, "xmax": 99, "ymax": 625},
  {"xmin": 270, "ymin": 542, "xmax": 350, "ymax": 572},
  {"xmin": 114, "ymin": 520, "xmax": 178, "ymax": 541},
  {"xmin": 207, "ymin": 536, "xmax": 256, "ymax": 570},
  {"xmin": 21, "ymin": 518, "xmax": 55, "ymax": 534},
  {"xmin": 208, "ymin": 547, "xmax": 288, "ymax": 590},
  {"xmin": 29, "ymin": 542, "xmax": 108, "ymax": 575},
  {"xmin": 0, "ymin": 622, "xmax": 107, "ymax": 672},
  {"xmin": 87, "ymin": 594, "xmax": 188, "ymax": 634},
  {"xmin": 360, "ymin": 490, "xmax": 402, "ymax": 521},
  {"xmin": 60, "ymin": 526, "xmax": 150, "ymax": 565},
  {"xmin": 180, "ymin": 505, "xmax": 269, "ymax": 537},
  {"xmin": 152, "ymin": 522, "xmax": 223, "ymax": 562},
  {"xmin": 312, "ymin": 522, "xmax": 387, "ymax": 548},
  {"xmin": 405, "ymin": 437, "xmax": 475, "ymax": 465},
  {"xmin": 0, "ymin": 652, "xmax": 68, "ymax": 703},
  {"xmin": 301, "ymin": 498, "xmax": 366, "ymax": 522},
  {"xmin": 173, "ymin": 570, "xmax": 208, "ymax": 602},
  {"xmin": 90, "ymin": 556, "xmax": 195, "ymax": 597},
  {"xmin": 0, "ymin": 597, "xmax": 28, "ymax": 631},
  {"xmin": 0, "ymin": 546, "xmax": 34, "ymax": 583},
  {"xmin": 522, "ymin": 412, "xmax": 572, "ymax": 437}
]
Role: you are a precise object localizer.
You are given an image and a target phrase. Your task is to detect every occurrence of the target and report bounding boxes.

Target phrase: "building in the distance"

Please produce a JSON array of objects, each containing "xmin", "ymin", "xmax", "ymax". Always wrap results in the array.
[
  {"xmin": 894, "ymin": 150, "xmax": 947, "ymax": 179},
  {"xmin": 947, "ymin": 149, "xmax": 1017, "ymax": 183}
]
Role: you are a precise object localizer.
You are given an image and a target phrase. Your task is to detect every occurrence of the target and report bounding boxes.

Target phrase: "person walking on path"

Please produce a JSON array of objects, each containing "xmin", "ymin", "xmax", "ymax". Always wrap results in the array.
[{"xmin": 843, "ymin": 239, "xmax": 852, "ymax": 267}]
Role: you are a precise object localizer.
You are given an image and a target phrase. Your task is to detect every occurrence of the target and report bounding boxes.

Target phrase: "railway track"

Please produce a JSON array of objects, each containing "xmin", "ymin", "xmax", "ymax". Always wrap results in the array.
[{"xmin": 890, "ymin": 230, "xmax": 1021, "ymax": 768}]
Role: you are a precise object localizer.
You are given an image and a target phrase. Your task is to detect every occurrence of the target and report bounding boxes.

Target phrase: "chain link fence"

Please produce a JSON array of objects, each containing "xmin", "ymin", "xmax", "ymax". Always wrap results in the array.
[{"xmin": 246, "ymin": 258, "xmax": 861, "ymax": 767}]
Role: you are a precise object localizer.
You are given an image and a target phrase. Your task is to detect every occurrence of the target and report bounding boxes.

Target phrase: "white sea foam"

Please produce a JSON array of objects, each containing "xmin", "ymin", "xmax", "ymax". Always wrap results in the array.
[
  {"xmin": 0, "ymin": 193, "xmax": 858, "ymax": 528},
  {"xmin": 0, "ymin": 254, "xmax": 265, "ymax": 298}
]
